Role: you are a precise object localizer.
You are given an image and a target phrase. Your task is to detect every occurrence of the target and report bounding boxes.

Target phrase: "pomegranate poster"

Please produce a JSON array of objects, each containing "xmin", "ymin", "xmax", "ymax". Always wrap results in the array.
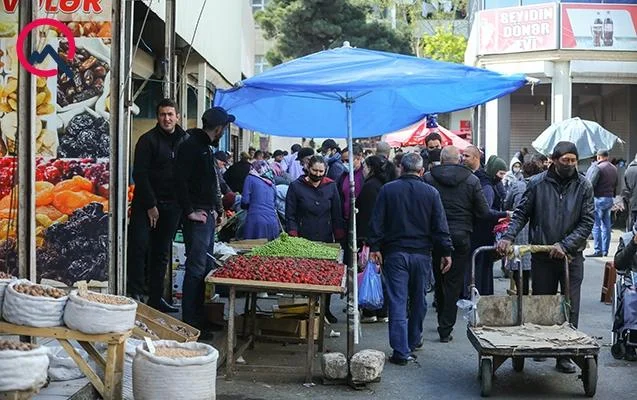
[
  {"xmin": 0, "ymin": 0, "xmax": 112, "ymax": 285},
  {"xmin": 478, "ymin": 3, "xmax": 559, "ymax": 55},
  {"xmin": 562, "ymin": 3, "xmax": 637, "ymax": 50}
]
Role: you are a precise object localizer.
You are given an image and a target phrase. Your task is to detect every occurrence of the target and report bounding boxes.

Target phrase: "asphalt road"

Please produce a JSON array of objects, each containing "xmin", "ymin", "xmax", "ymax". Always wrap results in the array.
[{"xmin": 216, "ymin": 239, "xmax": 635, "ymax": 399}]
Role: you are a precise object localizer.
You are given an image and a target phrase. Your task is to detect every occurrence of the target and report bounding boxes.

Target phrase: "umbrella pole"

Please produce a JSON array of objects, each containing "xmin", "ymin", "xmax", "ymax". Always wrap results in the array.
[{"xmin": 345, "ymin": 98, "xmax": 359, "ymax": 364}]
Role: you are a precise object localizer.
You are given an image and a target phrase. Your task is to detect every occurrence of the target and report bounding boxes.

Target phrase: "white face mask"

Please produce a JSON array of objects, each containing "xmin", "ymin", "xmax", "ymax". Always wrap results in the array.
[{"xmin": 513, "ymin": 167, "xmax": 521, "ymax": 174}]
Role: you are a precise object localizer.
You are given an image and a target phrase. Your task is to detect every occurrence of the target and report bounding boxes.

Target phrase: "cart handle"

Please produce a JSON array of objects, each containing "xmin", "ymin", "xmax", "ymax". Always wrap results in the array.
[{"xmin": 469, "ymin": 245, "xmax": 570, "ymax": 327}]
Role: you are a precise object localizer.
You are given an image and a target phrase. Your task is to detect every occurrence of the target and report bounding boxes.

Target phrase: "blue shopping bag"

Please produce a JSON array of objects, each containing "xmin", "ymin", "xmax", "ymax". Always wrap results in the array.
[{"xmin": 358, "ymin": 261, "xmax": 384, "ymax": 310}]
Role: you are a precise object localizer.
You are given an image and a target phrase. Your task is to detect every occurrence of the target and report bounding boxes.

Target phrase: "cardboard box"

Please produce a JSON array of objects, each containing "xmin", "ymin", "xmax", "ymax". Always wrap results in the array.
[
  {"xmin": 172, "ymin": 242, "xmax": 186, "ymax": 264},
  {"xmin": 171, "ymin": 268, "xmax": 185, "ymax": 305}
]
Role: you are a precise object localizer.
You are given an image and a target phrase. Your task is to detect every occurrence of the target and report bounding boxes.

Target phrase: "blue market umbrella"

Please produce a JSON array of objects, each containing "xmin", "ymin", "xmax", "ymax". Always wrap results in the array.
[
  {"xmin": 214, "ymin": 44, "xmax": 529, "ymax": 358},
  {"xmin": 532, "ymin": 117, "xmax": 623, "ymax": 159}
]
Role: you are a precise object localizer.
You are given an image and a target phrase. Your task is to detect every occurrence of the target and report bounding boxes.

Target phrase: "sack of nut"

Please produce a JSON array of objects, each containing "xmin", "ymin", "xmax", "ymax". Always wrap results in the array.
[
  {"xmin": 0, "ymin": 340, "xmax": 50, "ymax": 392},
  {"xmin": 0, "ymin": 271, "xmax": 16, "ymax": 319},
  {"xmin": 64, "ymin": 289, "xmax": 137, "ymax": 334},
  {"xmin": 2, "ymin": 280, "xmax": 68, "ymax": 327},
  {"xmin": 133, "ymin": 340, "xmax": 219, "ymax": 400}
]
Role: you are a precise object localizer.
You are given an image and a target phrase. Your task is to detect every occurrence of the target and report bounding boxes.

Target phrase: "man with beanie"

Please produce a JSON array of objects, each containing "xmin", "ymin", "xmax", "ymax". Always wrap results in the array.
[
  {"xmin": 497, "ymin": 141, "xmax": 594, "ymax": 374},
  {"xmin": 587, "ymin": 149, "xmax": 618, "ymax": 257},
  {"xmin": 176, "ymin": 106, "xmax": 234, "ymax": 332},
  {"xmin": 424, "ymin": 146, "xmax": 491, "ymax": 342}
]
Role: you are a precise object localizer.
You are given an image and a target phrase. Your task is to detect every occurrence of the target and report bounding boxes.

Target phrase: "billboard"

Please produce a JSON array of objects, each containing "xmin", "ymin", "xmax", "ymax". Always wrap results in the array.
[
  {"xmin": 562, "ymin": 3, "xmax": 637, "ymax": 50},
  {"xmin": 0, "ymin": 0, "xmax": 112, "ymax": 285},
  {"xmin": 478, "ymin": 3, "xmax": 559, "ymax": 55}
]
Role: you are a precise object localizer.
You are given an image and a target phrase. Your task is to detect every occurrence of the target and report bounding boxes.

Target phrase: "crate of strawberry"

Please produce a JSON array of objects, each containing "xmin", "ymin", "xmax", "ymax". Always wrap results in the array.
[{"xmin": 211, "ymin": 256, "xmax": 344, "ymax": 287}]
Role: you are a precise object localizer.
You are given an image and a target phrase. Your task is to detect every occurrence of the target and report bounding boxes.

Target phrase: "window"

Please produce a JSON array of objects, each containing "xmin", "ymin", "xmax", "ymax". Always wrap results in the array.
[
  {"xmin": 254, "ymin": 55, "xmax": 270, "ymax": 75},
  {"xmin": 252, "ymin": 0, "xmax": 267, "ymax": 13}
]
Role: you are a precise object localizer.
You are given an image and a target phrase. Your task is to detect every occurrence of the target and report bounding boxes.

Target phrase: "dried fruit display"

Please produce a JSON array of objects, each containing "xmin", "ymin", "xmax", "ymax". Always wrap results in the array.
[
  {"xmin": 57, "ymin": 111, "xmax": 110, "ymax": 158},
  {"xmin": 57, "ymin": 40, "xmax": 109, "ymax": 108},
  {"xmin": 0, "ymin": 238, "xmax": 17, "ymax": 277},
  {"xmin": 154, "ymin": 347, "xmax": 205, "ymax": 358},
  {"xmin": 0, "ymin": 76, "xmax": 54, "ymax": 116},
  {"xmin": 63, "ymin": 21, "xmax": 111, "ymax": 38},
  {"xmin": 80, "ymin": 291, "xmax": 132, "ymax": 305},
  {"xmin": 0, "ymin": 340, "xmax": 39, "ymax": 351},
  {"xmin": 0, "ymin": 271, "xmax": 13, "ymax": 279},
  {"xmin": 212, "ymin": 256, "xmax": 344, "ymax": 286},
  {"xmin": 37, "ymin": 202, "xmax": 108, "ymax": 285},
  {"xmin": 13, "ymin": 283, "xmax": 67, "ymax": 299}
]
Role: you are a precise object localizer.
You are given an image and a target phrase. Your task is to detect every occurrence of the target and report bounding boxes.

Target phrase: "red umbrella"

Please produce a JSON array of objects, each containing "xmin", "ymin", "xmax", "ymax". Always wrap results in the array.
[{"xmin": 384, "ymin": 118, "xmax": 471, "ymax": 150}]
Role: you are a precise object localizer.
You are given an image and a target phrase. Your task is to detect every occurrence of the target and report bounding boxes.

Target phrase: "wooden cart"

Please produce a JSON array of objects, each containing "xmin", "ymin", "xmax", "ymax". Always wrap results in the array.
[
  {"xmin": 467, "ymin": 246, "xmax": 600, "ymax": 397},
  {"xmin": 205, "ymin": 274, "xmax": 344, "ymax": 384}
]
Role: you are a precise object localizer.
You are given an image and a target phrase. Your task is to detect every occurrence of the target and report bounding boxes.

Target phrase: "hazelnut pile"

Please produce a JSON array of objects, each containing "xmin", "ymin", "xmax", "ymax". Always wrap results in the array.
[
  {"xmin": 80, "ymin": 292, "xmax": 132, "ymax": 305},
  {"xmin": 154, "ymin": 347, "xmax": 205, "ymax": 358},
  {"xmin": 14, "ymin": 283, "xmax": 67, "ymax": 299},
  {"xmin": 0, "ymin": 340, "xmax": 39, "ymax": 351},
  {"xmin": 0, "ymin": 271, "xmax": 14, "ymax": 279},
  {"xmin": 155, "ymin": 318, "xmax": 197, "ymax": 338},
  {"xmin": 135, "ymin": 320, "xmax": 156, "ymax": 337}
]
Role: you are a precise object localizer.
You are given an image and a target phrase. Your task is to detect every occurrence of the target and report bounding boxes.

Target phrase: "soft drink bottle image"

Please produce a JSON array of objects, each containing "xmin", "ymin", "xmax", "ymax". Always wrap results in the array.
[
  {"xmin": 592, "ymin": 12, "xmax": 603, "ymax": 47},
  {"xmin": 603, "ymin": 11, "xmax": 614, "ymax": 47}
]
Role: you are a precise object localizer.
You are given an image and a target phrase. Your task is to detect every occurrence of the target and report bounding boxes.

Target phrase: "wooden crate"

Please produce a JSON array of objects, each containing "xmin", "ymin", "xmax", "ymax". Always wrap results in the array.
[{"xmin": 134, "ymin": 301, "xmax": 200, "ymax": 342}]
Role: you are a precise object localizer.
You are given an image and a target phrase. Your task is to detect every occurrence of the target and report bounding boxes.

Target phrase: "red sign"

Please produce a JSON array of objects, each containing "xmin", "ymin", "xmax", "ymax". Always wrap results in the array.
[
  {"xmin": 478, "ymin": 3, "xmax": 559, "ymax": 55},
  {"xmin": 562, "ymin": 3, "xmax": 637, "ymax": 51}
]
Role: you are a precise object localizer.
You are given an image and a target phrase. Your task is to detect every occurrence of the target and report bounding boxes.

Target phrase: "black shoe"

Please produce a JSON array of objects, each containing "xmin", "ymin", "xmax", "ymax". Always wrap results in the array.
[
  {"xmin": 411, "ymin": 338, "xmax": 424, "ymax": 352},
  {"xmin": 625, "ymin": 347, "xmax": 637, "ymax": 361},
  {"xmin": 586, "ymin": 252, "xmax": 603, "ymax": 258},
  {"xmin": 158, "ymin": 298, "xmax": 180, "ymax": 313},
  {"xmin": 555, "ymin": 357, "xmax": 576, "ymax": 374},
  {"xmin": 388, "ymin": 355, "xmax": 416, "ymax": 366},
  {"xmin": 440, "ymin": 334, "xmax": 453, "ymax": 343},
  {"xmin": 130, "ymin": 293, "xmax": 145, "ymax": 302},
  {"xmin": 325, "ymin": 312, "xmax": 338, "ymax": 324}
]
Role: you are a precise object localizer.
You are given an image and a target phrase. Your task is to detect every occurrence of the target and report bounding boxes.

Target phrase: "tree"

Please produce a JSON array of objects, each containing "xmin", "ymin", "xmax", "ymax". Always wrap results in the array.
[
  {"xmin": 420, "ymin": 26, "xmax": 467, "ymax": 64},
  {"xmin": 256, "ymin": 0, "xmax": 413, "ymax": 66}
]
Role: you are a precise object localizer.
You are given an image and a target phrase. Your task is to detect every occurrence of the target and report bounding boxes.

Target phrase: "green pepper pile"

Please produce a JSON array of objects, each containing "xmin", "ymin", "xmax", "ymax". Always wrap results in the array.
[{"xmin": 248, "ymin": 233, "xmax": 340, "ymax": 260}]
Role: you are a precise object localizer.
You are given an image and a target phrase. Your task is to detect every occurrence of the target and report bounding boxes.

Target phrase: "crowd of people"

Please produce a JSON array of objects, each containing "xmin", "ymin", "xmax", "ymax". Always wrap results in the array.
[{"xmin": 128, "ymin": 100, "xmax": 620, "ymax": 372}]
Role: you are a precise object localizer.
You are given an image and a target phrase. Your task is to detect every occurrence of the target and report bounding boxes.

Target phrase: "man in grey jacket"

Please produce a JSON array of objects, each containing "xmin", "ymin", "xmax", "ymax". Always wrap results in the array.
[{"xmin": 496, "ymin": 141, "xmax": 594, "ymax": 374}]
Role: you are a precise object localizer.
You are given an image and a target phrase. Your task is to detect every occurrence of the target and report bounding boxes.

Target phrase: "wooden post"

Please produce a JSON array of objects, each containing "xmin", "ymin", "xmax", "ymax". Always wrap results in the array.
[
  {"xmin": 226, "ymin": 286, "xmax": 236, "ymax": 380},
  {"xmin": 306, "ymin": 294, "xmax": 316, "ymax": 384}
]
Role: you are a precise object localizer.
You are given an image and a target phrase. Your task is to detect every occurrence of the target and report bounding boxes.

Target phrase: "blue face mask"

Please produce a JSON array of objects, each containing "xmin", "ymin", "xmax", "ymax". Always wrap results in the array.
[{"xmin": 342, "ymin": 163, "xmax": 350, "ymax": 173}]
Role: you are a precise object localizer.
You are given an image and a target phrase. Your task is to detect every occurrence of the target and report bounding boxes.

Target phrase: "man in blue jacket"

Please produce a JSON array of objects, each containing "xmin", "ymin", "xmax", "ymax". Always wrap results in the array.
[{"xmin": 368, "ymin": 153, "xmax": 453, "ymax": 365}]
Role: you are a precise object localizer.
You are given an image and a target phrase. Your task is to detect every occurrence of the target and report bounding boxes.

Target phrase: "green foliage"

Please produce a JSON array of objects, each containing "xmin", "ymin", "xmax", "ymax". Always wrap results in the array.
[
  {"xmin": 256, "ymin": 0, "xmax": 413, "ymax": 66},
  {"xmin": 419, "ymin": 26, "xmax": 467, "ymax": 64}
]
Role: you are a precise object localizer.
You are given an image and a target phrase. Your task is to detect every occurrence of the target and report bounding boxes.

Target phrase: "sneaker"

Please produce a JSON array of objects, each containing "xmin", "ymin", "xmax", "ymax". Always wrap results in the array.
[
  {"xmin": 377, "ymin": 316, "xmax": 389, "ymax": 323},
  {"xmin": 586, "ymin": 252, "xmax": 603, "ymax": 258},
  {"xmin": 360, "ymin": 316, "xmax": 377, "ymax": 323},
  {"xmin": 555, "ymin": 357, "xmax": 576, "ymax": 374},
  {"xmin": 440, "ymin": 334, "xmax": 453, "ymax": 343},
  {"xmin": 388, "ymin": 355, "xmax": 417, "ymax": 366},
  {"xmin": 625, "ymin": 347, "xmax": 637, "ymax": 362},
  {"xmin": 412, "ymin": 339, "xmax": 424, "ymax": 351}
]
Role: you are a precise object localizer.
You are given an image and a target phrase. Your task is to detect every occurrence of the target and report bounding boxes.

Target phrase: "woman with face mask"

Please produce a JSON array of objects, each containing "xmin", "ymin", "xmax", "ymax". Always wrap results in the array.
[
  {"xmin": 503, "ymin": 156, "xmax": 524, "ymax": 191},
  {"xmin": 285, "ymin": 155, "xmax": 345, "ymax": 323},
  {"xmin": 241, "ymin": 160, "xmax": 281, "ymax": 240}
]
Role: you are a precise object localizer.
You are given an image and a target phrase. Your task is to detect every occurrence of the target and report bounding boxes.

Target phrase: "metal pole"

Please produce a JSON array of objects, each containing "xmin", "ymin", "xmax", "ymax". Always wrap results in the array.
[
  {"xmin": 346, "ymin": 98, "xmax": 359, "ymax": 364},
  {"xmin": 17, "ymin": 0, "xmax": 36, "ymax": 281},
  {"xmin": 163, "ymin": 0, "xmax": 176, "ymax": 99},
  {"xmin": 109, "ymin": 0, "xmax": 127, "ymax": 295}
]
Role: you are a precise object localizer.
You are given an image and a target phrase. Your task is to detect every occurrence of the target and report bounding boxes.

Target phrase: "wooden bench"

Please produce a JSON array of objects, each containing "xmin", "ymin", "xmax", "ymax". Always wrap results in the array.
[{"xmin": 0, "ymin": 322, "xmax": 130, "ymax": 400}]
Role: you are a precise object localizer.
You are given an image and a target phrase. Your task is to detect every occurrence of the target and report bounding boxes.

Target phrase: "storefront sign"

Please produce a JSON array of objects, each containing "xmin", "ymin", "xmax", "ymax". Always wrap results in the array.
[
  {"xmin": 562, "ymin": 3, "xmax": 637, "ymax": 51},
  {"xmin": 0, "ymin": 0, "xmax": 113, "ymax": 285},
  {"xmin": 478, "ymin": 3, "xmax": 559, "ymax": 55}
]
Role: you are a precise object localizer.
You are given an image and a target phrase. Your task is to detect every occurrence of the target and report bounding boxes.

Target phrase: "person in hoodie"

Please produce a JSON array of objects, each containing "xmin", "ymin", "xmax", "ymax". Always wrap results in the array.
[
  {"xmin": 321, "ymin": 139, "xmax": 346, "ymax": 183},
  {"xmin": 224, "ymin": 152, "xmax": 252, "ymax": 194},
  {"xmin": 285, "ymin": 155, "xmax": 345, "ymax": 323},
  {"xmin": 463, "ymin": 146, "xmax": 509, "ymax": 296},
  {"xmin": 503, "ymin": 156, "xmax": 524, "ymax": 191},
  {"xmin": 241, "ymin": 160, "xmax": 281, "ymax": 240},
  {"xmin": 424, "ymin": 146, "xmax": 491, "ymax": 341}
]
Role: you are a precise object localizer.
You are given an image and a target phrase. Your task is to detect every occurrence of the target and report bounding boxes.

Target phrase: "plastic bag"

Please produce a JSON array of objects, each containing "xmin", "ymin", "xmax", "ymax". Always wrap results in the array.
[{"xmin": 358, "ymin": 261, "xmax": 383, "ymax": 310}]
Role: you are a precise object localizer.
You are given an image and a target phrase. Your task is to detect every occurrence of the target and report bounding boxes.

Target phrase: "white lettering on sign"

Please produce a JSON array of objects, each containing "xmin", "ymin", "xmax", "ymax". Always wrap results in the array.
[
  {"xmin": 500, "ymin": 7, "xmax": 553, "ymax": 24},
  {"xmin": 503, "ymin": 22, "xmax": 551, "ymax": 38}
]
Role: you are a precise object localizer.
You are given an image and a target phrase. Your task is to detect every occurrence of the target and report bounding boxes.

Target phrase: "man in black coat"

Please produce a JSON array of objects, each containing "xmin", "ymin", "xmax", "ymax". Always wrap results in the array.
[
  {"xmin": 623, "ymin": 154, "xmax": 637, "ymax": 227},
  {"xmin": 176, "ymin": 106, "xmax": 233, "ymax": 331},
  {"xmin": 368, "ymin": 153, "xmax": 453, "ymax": 365},
  {"xmin": 223, "ymin": 152, "xmax": 251, "ymax": 193},
  {"xmin": 424, "ymin": 146, "xmax": 491, "ymax": 342},
  {"xmin": 127, "ymin": 98, "xmax": 188, "ymax": 312},
  {"xmin": 497, "ymin": 141, "xmax": 594, "ymax": 374}
]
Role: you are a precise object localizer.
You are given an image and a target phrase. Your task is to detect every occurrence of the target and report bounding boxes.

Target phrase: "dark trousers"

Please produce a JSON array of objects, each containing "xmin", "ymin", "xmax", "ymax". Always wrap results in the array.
[
  {"xmin": 126, "ymin": 202, "xmax": 181, "ymax": 306},
  {"xmin": 383, "ymin": 252, "xmax": 432, "ymax": 360},
  {"xmin": 434, "ymin": 233, "xmax": 471, "ymax": 338},
  {"xmin": 474, "ymin": 249, "xmax": 495, "ymax": 296},
  {"xmin": 531, "ymin": 253, "xmax": 584, "ymax": 327},
  {"xmin": 182, "ymin": 210, "xmax": 215, "ymax": 329}
]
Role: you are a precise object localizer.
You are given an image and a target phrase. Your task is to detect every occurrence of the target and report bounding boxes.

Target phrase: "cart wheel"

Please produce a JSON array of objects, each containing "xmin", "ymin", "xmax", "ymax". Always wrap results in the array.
[
  {"xmin": 512, "ymin": 356, "xmax": 524, "ymax": 372},
  {"xmin": 582, "ymin": 357, "xmax": 597, "ymax": 397},
  {"xmin": 480, "ymin": 358, "xmax": 493, "ymax": 397},
  {"xmin": 611, "ymin": 342, "xmax": 625, "ymax": 360}
]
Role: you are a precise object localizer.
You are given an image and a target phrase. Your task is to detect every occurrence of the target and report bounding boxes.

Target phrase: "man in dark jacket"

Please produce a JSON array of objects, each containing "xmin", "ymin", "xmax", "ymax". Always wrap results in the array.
[
  {"xmin": 587, "ymin": 149, "xmax": 618, "ymax": 257},
  {"xmin": 176, "ymin": 106, "xmax": 234, "ymax": 330},
  {"xmin": 321, "ymin": 139, "xmax": 346, "ymax": 183},
  {"xmin": 623, "ymin": 154, "xmax": 637, "ymax": 227},
  {"xmin": 127, "ymin": 98, "xmax": 187, "ymax": 312},
  {"xmin": 368, "ymin": 153, "xmax": 453, "ymax": 365},
  {"xmin": 497, "ymin": 141, "xmax": 594, "ymax": 374},
  {"xmin": 424, "ymin": 146, "xmax": 491, "ymax": 342}
]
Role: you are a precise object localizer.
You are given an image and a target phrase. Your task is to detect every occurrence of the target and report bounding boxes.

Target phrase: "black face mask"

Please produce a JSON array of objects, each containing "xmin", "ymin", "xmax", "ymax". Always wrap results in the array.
[
  {"xmin": 308, "ymin": 174, "xmax": 323, "ymax": 182},
  {"xmin": 556, "ymin": 164, "xmax": 576, "ymax": 177}
]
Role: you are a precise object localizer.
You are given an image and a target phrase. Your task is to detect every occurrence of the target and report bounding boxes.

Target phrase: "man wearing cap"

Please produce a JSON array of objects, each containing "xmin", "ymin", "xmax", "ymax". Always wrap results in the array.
[
  {"xmin": 127, "ymin": 98, "xmax": 188, "ymax": 313},
  {"xmin": 321, "ymin": 139, "xmax": 346, "ymax": 182},
  {"xmin": 176, "ymin": 106, "xmax": 234, "ymax": 331},
  {"xmin": 587, "ymin": 149, "xmax": 618, "ymax": 257},
  {"xmin": 496, "ymin": 141, "xmax": 594, "ymax": 374},
  {"xmin": 214, "ymin": 151, "xmax": 230, "ymax": 195}
]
